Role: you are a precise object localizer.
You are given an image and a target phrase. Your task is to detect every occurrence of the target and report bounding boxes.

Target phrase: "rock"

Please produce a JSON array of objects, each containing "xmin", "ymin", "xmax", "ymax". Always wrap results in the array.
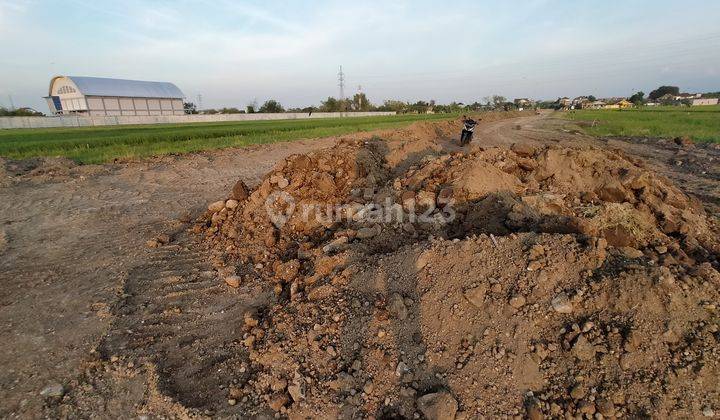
[
  {"xmin": 702, "ymin": 407, "xmax": 715, "ymax": 417},
  {"xmin": 155, "ymin": 233, "xmax": 171, "ymax": 245},
  {"xmin": 231, "ymin": 180, "xmax": 249, "ymax": 200},
  {"xmin": 268, "ymin": 393, "xmax": 288, "ymax": 411},
  {"xmin": 388, "ymin": 293, "xmax": 408, "ymax": 320},
  {"xmin": 416, "ymin": 391, "xmax": 458, "ymax": 420},
  {"xmin": 572, "ymin": 334, "xmax": 596, "ymax": 361},
  {"xmin": 570, "ymin": 384, "xmax": 585, "ymax": 400},
  {"xmin": 511, "ymin": 142, "xmax": 537, "ymax": 157},
  {"xmin": 40, "ymin": 383, "xmax": 65, "ymax": 399},
  {"xmin": 551, "ymin": 292, "xmax": 573, "ymax": 313},
  {"xmin": 509, "ymin": 295, "xmax": 526, "ymax": 308},
  {"xmin": 225, "ymin": 275, "xmax": 241, "ymax": 288},
  {"xmin": 596, "ymin": 399, "xmax": 615, "ymax": 417},
  {"xmin": 464, "ymin": 285, "xmax": 487, "ymax": 308},
  {"xmin": 208, "ymin": 200, "xmax": 225, "ymax": 213},
  {"xmin": 277, "ymin": 177, "xmax": 289, "ymax": 189},
  {"xmin": 526, "ymin": 403, "xmax": 544, "ymax": 420},
  {"xmin": 288, "ymin": 376, "xmax": 306, "ymax": 402},
  {"xmin": 674, "ymin": 136, "xmax": 694, "ymax": 147},
  {"xmin": 323, "ymin": 236, "xmax": 349, "ymax": 253},
  {"xmin": 437, "ymin": 187, "xmax": 454, "ymax": 207},
  {"xmin": 415, "ymin": 190, "xmax": 437, "ymax": 211},
  {"xmin": 225, "ymin": 199, "xmax": 239, "ymax": 210},
  {"xmin": 357, "ymin": 226, "xmax": 378, "ymax": 239},
  {"xmin": 526, "ymin": 260, "xmax": 543, "ymax": 271},
  {"xmin": 145, "ymin": 239, "xmax": 160, "ymax": 248},
  {"xmin": 620, "ymin": 246, "xmax": 644, "ymax": 259},
  {"xmin": 275, "ymin": 259, "xmax": 300, "ymax": 282}
]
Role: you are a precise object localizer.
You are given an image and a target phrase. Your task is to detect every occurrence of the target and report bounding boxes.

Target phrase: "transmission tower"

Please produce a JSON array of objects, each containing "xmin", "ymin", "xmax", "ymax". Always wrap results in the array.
[
  {"xmin": 337, "ymin": 65, "xmax": 345, "ymax": 102},
  {"xmin": 196, "ymin": 94, "xmax": 203, "ymax": 111}
]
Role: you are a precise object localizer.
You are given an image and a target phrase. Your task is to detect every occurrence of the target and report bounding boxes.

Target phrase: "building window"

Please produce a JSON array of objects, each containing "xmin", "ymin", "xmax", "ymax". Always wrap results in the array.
[{"xmin": 57, "ymin": 86, "xmax": 77, "ymax": 94}]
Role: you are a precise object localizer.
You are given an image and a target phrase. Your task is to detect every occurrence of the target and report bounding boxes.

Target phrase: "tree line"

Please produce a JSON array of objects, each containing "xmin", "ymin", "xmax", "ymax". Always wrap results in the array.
[{"xmin": 185, "ymin": 93, "xmax": 526, "ymax": 115}]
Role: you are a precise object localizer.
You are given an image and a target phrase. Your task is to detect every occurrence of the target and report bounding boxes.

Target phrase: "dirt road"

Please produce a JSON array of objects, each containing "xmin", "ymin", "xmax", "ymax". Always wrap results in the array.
[{"xmin": 0, "ymin": 113, "xmax": 717, "ymax": 417}]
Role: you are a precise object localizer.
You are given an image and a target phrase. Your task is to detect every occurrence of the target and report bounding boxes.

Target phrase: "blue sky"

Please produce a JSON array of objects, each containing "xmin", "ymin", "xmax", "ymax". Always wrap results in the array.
[{"xmin": 1, "ymin": 0, "xmax": 719, "ymax": 112}]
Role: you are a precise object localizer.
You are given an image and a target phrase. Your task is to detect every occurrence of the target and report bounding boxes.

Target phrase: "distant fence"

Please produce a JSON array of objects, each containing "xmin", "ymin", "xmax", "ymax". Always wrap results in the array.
[{"xmin": 0, "ymin": 111, "xmax": 396, "ymax": 130}]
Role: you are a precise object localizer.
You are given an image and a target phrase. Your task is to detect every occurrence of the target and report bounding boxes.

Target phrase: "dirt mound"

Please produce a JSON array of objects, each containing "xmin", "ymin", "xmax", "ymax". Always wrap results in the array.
[{"xmin": 195, "ymin": 119, "xmax": 720, "ymax": 417}]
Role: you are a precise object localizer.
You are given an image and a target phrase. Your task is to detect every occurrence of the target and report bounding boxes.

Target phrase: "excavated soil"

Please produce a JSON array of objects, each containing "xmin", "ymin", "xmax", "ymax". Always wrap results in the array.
[{"xmin": 196, "ymin": 117, "xmax": 720, "ymax": 418}]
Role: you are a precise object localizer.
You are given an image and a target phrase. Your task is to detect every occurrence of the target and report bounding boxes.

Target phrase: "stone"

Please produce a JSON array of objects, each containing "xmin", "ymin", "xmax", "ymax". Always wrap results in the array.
[
  {"xmin": 277, "ymin": 177, "xmax": 289, "ymax": 189},
  {"xmin": 208, "ymin": 200, "xmax": 225, "ymax": 213},
  {"xmin": 551, "ymin": 292, "xmax": 573, "ymax": 314},
  {"xmin": 225, "ymin": 275, "xmax": 241, "ymax": 288},
  {"xmin": 357, "ymin": 226, "xmax": 378, "ymax": 239},
  {"xmin": 231, "ymin": 180, "xmax": 249, "ymax": 200},
  {"xmin": 275, "ymin": 259, "xmax": 300, "ymax": 282},
  {"xmin": 323, "ymin": 236, "xmax": 349, "ymax": 253},
  {"xmin": 620, "ymin": 246, "xmax": 644, "ymax": 259},
  {"xmin": 509, "ymin": 295, "xmax": 526, "ymax": 308},
  {"xmin": 526, "ymin": 403, "xmax": 544, "ymax": 420},
  {"xmin": 415, "ymin": 190, "xmax": 437, "ymax": 211},
  {"xmin": 464, "ymin": 285, "xmax": 487, "ymax": 308},
  {"xmin": 40, "ymin": 383, "xmax": 65, "ymax": 399},
  {"xmin": 225, "ymin": 199, "xmax": 239, "ymax": 210},
  {"xmin": 268, "ymin": 393, "xmax": 288, "ymax": 411},
  {"xmin": 288, "ymin": 377, "xmax": 306, "ymax": 402},
  {"xmin": 416, "ymin": 391, "xmax": 458, "ymax": 420},
  {"xmin": 674, "ymin": 136, "xmax": 694, "ymax": 147},
  {"xmin": 572, "ymin": 334, "xmax": 596, "ymax": 361},
  {"xmin": 388, "ymin": 293, "xmax": 408, "ymax": 320},
  {"xmin": 511, "ymin": 142, "xmax": 537, "ymax": 157}
]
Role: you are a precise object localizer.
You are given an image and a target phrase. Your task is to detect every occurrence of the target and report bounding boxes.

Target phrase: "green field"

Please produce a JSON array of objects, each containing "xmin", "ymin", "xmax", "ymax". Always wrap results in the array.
[
  {"xmin": 0, "ymin": 113, "xmax": 456, "ymax": 164},
  {"xmin": 565, "ymin": 105, "xmax": 720, "ymax": 143}
]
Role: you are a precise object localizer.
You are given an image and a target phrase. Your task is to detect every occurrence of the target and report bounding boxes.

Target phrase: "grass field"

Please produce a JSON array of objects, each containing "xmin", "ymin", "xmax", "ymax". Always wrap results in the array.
[
  {"xmin": 565, "ymin": 105, "xmax": 720, "ymax": 143},
  {"xmin": 0, "ymin": 113, "xmax": 456, "ymax": 164}
]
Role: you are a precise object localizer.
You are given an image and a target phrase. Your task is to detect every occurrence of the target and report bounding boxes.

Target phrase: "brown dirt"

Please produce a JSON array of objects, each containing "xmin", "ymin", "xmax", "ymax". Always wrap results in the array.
[
  {"xmin": 195, "ymin": 115, "xmax": 720, "ymax": 418},
  {"xmin": 1, "ymin": 112, "xmax": 718, "ymax": 418}
]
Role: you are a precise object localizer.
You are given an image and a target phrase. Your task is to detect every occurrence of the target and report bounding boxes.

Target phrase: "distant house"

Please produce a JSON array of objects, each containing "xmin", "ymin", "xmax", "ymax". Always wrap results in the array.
[
  {"xmin": 604, "ymin": 99, "xmax": 633, "ymax": 109},
  {"xmin": 571, "ymin": 96, "xmax": 592, "ymax": 109},
  {"xmin": 556, "ymin": 97, "xmax": 571, "ymax": 110},
  {"xmin": 514, "ymin": 98, "xmax": 534, "ymax": 108},
  {"xmin": 675, "ymin": 93, "xmax": 701, "ymax": 101},
  {"xmin": 587, "ymin": 101, "xmax": 606, "ymax": 109},
  {"xmin": 691, "ymin": 98, "xmax": 719, "ymax": 106}
]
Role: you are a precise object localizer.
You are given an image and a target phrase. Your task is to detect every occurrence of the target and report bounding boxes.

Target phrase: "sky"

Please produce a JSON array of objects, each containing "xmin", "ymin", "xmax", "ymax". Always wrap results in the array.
[{"xmin": 1, "ymin": 0, "xmax": 719, "ymax": 112}]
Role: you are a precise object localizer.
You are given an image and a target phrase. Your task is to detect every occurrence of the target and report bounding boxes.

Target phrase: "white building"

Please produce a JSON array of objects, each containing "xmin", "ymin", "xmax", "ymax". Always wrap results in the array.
[
  {"xmin": 45, "ymin": 76, "xmax": 185, "ymax": 116},
  {"xmin": 691, "ymin": 98, "xmax": 719, "ymax": 106}
]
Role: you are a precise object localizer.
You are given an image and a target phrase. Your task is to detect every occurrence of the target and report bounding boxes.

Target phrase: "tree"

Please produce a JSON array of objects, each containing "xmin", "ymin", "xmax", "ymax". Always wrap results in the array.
[
  {"xmin": 376, "ymin": 100, "xmax": 407, "ymax": 113},
  {"xmin": 588, "ymin": 95, "xmax": 597, "ymax": 102},
  {"xmin": 219, "ymin": 107, "xmax": 243, "ymax": 114},
  {"xmin": 648, "ymin": 86, "xmax": 679, "ymax": 100},
  {"xmin": 258, "ymin": 99, "xmax": 285, "ymax": 113},
  {"xmin": 628, "ymin": 91, "xmax": 645, "ymax": 105},
  {"xmin": 0, "ymin": 107, "xmax": 44, "ymax": 116},
  {"xmin": 319, "ymin": 97, "xmax": 340, "ymax": 112},
  {"xmin": 490, "ymin": 95, "xmax": 507, "ymax": 109},
  {"xmin": 246, "ymin": 99, "xmax": 258, "ymax": 114},
  {"xmin": 351, "ymin": 93, "xmax": 373, "ymax": 111},
  {"xmin": 183, "ymin": 102, "xmax": 197, "ymax": 114}
]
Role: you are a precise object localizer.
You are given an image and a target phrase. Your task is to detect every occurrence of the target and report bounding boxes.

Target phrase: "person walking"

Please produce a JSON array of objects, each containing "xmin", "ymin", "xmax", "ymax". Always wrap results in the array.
[{"xmin": 460, "ymin": 116, "xmax": 478, "ymax": 146}]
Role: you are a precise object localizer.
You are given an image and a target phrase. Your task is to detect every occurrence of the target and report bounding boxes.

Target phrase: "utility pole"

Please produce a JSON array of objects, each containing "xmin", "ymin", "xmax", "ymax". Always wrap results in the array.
[
  {"xmin": 8, "ymin": 95, "xmax": 15, "ymax": 111},
  {"xmin": 357, "ymin": 85, "xmax": 363, "ymax": 110},
  {"xmin": 337, "ymin": 65, "xmax": 345, "ymax": 110},
  {"xmin": 196, "ymin": 94, "xmax": 203, "ymax": 112}
]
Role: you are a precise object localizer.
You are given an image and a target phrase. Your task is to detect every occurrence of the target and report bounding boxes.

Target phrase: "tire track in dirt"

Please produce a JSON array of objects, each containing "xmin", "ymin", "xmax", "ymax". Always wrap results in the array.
[{"xmin": 98, "ymin": 232, "xmax": 273, "ymax": 411}]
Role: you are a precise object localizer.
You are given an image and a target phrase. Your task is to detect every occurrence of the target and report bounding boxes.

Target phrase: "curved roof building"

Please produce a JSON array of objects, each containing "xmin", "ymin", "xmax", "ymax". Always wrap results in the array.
[{"xmin": 45, "ymin": 76, "xmax": 185, "ymax": 116}]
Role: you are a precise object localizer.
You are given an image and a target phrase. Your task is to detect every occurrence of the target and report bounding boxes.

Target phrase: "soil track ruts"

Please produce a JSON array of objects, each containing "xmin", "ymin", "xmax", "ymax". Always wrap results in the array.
[{"xmin": 0, "ymin": 112, "xmax": 718, "ymax": 417}]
